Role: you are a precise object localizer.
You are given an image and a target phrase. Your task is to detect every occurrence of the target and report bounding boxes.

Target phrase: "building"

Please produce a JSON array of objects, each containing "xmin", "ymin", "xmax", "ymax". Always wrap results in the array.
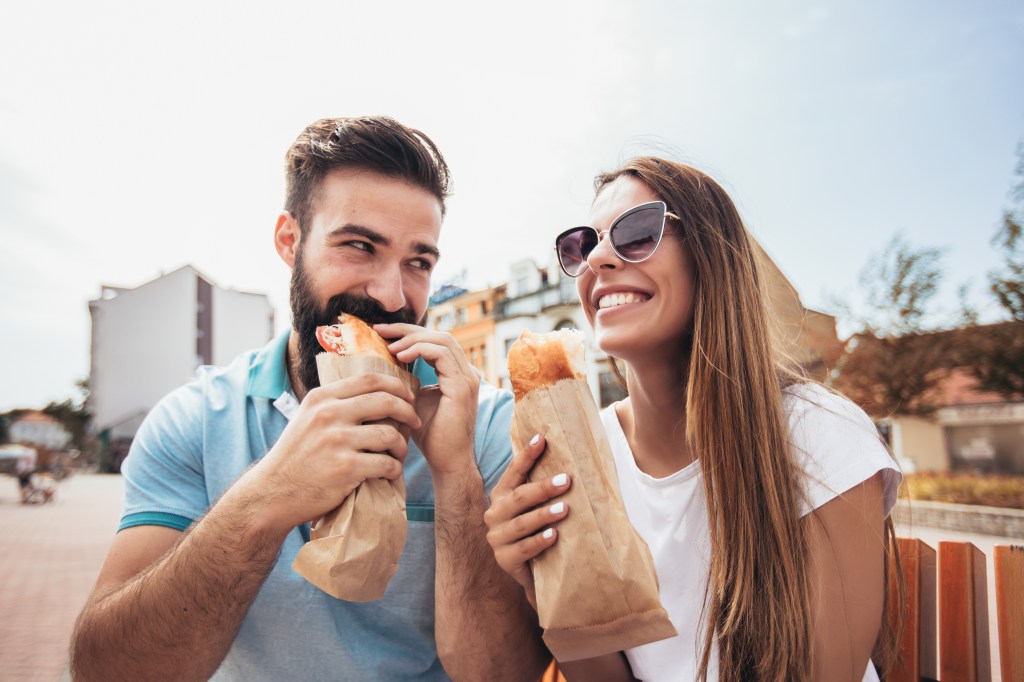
[
  {"xmin": 429, "ymin": 284, "xmax": 506, "ymax": 386},
  {"xmin": 88, "ymin": 265, "xmax": 275, "ymax": 468},
  {"xmin": 428, "ymin": 246, "xmax": 840, "ymax": 410},
  {"xmin": 884, "ymin": 366, "xmax": 1024, "ymax": 476}
]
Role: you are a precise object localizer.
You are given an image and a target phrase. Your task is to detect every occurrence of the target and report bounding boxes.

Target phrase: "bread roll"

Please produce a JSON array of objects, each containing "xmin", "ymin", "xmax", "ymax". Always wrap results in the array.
[
  {"xmin": 316, "ymin": 313, "xmax": 397, "ymax": 367},
  {"xmin": 507, "ymin": 329, "xmax": 587, "ymax": 401}
]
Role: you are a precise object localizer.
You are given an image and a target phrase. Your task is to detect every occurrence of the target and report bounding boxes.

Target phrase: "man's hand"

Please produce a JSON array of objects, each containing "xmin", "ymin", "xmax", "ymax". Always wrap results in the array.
[
  {"xmin": 237, "ymin": 372, "xmax": 421, "ymax": 534},
  {"xmin": 375, "ymin": 323, "xmax": 481, "ymax": 476}
]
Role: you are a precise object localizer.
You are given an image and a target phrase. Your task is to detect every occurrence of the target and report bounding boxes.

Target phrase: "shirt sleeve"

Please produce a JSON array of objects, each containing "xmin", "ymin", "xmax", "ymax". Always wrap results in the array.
[
  {"xmin": 119, "ymin": 378, "xmax": 211, "ymax": 531},
  {"xmin": 785, "ymin": 384, "xmax": 903, "ymax": 518},
  {"xmin": 473, "ymin": 382, "xmax": 515, "ymax": 496}
]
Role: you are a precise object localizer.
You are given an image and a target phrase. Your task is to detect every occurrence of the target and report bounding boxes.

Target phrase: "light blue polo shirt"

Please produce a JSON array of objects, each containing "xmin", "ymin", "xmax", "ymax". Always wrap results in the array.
[{"xmin": 119, "ymin": 330, "xmax": 514, "ymax": 680}]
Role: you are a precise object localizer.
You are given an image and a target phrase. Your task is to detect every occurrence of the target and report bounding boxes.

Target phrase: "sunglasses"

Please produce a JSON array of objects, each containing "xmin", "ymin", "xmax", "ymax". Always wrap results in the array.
[{"xmin": 554, "ymin": 201, "xmax": 680, "ymax": 277}]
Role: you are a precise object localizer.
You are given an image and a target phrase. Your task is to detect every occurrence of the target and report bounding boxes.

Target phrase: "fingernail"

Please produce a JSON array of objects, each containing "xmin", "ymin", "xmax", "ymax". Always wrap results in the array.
[
  {"xmin": 529, "ymin": 434, "xmax": 541, "ymax": 446},
  {"xmin": 549, "ymin": 502, "xmax": 565, "ymax": 515},
  {"xmin": 542, "ymin": 528, "xmax": 554, "ymax": 540},
  {"xmin": 552, "ymin": 473, "xmax": 568, "ymax": 487}
]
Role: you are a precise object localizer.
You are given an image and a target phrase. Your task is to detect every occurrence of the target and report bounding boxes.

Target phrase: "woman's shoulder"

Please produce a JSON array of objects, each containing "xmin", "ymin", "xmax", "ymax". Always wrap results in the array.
[
  {"xmin": 782, "ymin": 382, "xmax": 902, "ymax": 516},
  {"xmin": 782, "ymin": 382, "xmax": 876, "ymax": 435}
]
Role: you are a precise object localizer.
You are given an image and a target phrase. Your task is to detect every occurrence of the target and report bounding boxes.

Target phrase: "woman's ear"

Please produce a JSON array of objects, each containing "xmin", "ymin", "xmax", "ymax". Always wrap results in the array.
[{"xmin": 274, "ymin": 211, "xmax": 300, "ymax": 268}]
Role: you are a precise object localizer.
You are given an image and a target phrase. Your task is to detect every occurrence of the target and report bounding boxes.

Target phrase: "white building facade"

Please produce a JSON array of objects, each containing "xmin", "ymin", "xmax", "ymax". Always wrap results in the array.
[{"xmin": 88, "ymin": 266, "xmax": 274, "ymax": 457}]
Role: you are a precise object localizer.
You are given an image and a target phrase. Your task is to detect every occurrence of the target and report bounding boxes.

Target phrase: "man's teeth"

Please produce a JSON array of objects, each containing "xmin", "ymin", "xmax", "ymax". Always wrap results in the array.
[{"xmin": 598, "ymin": 292, "xmax": 649, "ymax": 309}]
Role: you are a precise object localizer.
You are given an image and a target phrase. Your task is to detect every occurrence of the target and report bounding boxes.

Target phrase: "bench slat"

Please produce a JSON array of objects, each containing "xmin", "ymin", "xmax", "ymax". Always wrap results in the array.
[
  {"xmin": 994, "ymin": 545, "xmax": 1024, "ymax": 682},
  {"xmin": 892, "ymin": 538, "xmax": 937, "ymax": 682},
  {"xmin": 939, "ymin": 541, "xmax": 991, "ymax": 682}
]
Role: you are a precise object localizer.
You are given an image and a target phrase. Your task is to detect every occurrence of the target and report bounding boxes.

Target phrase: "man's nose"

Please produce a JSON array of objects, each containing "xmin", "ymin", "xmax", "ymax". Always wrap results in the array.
[{"xmin": 365, "ymin": 264, "xmax": 407, "ymax": 313}]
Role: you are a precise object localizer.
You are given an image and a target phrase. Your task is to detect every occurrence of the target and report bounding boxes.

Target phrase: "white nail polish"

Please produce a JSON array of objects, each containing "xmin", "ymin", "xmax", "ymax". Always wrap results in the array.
[
  {"xmin": 529, "ymin": 433, "xmax": 541, "ymax": 446},
  {"xmin": 552, "ymin": 473, "xmax": 568, "ymax": 487},
  {"xmin": 549, "ymin": 502, "xmax": 565, "ymax": 515},
  {"xmin": 542, "ymin": 528, "xmax": 554, "ymax": 539}
]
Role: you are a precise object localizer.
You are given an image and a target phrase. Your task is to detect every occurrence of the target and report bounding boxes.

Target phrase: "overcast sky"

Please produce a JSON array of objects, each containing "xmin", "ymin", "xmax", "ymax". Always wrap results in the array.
[{"xmin": 1, "ymin": 0, "xmax": 1022, "ymax": 412}]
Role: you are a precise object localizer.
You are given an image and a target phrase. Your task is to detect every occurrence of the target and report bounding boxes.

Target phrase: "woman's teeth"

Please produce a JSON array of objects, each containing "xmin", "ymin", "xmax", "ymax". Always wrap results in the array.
[{"xmin": 598, "ymin": 292, "xmax": 649, "ymax": 309}]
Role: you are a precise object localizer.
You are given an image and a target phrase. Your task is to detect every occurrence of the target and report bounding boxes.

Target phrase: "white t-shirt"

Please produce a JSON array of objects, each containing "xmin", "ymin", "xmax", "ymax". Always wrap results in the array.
[{"xmin": 601, "ymin": 383, "xmax": 902, "ymax": 682}]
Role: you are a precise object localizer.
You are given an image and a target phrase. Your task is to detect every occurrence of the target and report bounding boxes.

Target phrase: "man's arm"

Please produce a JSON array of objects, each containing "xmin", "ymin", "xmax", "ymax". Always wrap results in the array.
[
  {"xmin": 70, "ymin": 373, "xmax": 421, "ymax": 682},
  {"xmin": 433, "ymin": 469, "xmax": 550, "ymax": 680},
  {"xmin": 71, "ymin": 491, "xmax": 287, "ymax": 681},
  {"xmin": 380, "ymin": 323, "xmax": 550, "ymax": 681}
]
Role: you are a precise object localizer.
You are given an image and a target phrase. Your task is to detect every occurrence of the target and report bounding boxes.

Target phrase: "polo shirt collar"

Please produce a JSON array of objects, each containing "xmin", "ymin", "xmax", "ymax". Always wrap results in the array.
[{"xmin": 246, "ymin": 329, "xmax": 293, "ymax": 399}]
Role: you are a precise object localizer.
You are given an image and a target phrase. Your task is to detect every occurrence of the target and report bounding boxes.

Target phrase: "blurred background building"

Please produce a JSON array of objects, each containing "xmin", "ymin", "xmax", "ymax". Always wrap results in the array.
[
  {"xmin": 427, "ymin": 244, "xmax": 842, "ymax": 409},
  {"xmin": 87, "ymin": 265, "xmax": 274, "ymax": 470}
]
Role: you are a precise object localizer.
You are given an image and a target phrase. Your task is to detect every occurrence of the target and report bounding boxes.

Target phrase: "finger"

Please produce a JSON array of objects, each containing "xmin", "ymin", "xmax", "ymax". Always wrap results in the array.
[
  {"xmin": 372, "ymin": 322, "xmax": 423, "ymax": 340},
  {"xmin": 393, "ymin": 341, "xmax": 473, "ymax": 383},
  {"xmin": 337, "ymin": 392, "xmax": 422, "ymax": 430},
  {"xmin": 492, "ymin": 434, "xmax": 547, "ymax": 495},
  {"xmin": 501, "ymin": 471, "xmax": 571, "ymax": 520},
  {"xmin": 381, "ymin": 328, "xmax": 475, "ymax": 377},
  {"xmin": 488, "ymin": 497, "xmax": 569, "ymax": 547},
  {"xmin": 341, "ymin": 423, "xmax": 410, "ymax": 461},
  {"xmin": 313, "ymin": 373, "xmax": 417, "ymax": 403},
  {"xmin": 344, "ymin": 451, "xmax": 404, "ymax": 482},
  {"xmin": 494, "ymin": 526, "xmax": 560, "ymax": 568}
]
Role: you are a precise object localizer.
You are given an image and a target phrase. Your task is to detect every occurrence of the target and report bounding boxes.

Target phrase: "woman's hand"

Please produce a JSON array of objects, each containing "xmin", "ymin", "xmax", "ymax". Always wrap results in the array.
[{"xmin": 484, "ymin": 434, "xmax": 571, "ymax": 609}]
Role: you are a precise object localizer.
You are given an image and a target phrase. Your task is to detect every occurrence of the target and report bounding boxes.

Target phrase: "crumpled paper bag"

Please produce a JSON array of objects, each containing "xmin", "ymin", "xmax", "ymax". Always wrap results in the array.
[
  {"xmin": 512, "ymin": 378, "xmax": 677, "ymax": 661},
  {"xmin": 292, "ymin": 353, "xmax": 419, "ymax": 602}
]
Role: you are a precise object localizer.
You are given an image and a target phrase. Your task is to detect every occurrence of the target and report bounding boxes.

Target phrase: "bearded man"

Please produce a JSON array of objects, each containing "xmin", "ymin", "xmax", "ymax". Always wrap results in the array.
[{"xmin": 71, "ymin": 117, "xmax": 549, "ymax": 681}]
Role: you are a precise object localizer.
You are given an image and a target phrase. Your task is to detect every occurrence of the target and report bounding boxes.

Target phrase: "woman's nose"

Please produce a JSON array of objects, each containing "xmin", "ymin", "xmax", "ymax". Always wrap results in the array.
[{"xmin": 585, "ymin": 231, "xmax": 621, "ymax": 272}]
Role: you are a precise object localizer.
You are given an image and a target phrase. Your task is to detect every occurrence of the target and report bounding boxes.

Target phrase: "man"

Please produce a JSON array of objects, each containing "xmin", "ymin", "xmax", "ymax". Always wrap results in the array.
[{"xmin": 71, "ymin": 116, "xmax": 548, "ymax": 681}]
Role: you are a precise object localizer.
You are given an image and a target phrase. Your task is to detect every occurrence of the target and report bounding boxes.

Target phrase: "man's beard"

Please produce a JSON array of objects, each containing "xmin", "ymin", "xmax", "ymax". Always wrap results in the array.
[{"xmin": 289, "ymin": 252, "xmax": 419, "ymax": 394}]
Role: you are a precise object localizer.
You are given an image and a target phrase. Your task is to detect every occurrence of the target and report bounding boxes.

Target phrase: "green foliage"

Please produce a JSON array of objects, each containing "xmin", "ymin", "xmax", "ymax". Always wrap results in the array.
[{"xmin": 859, "ymin": 234, "xmax": 945, "ymax": 337}]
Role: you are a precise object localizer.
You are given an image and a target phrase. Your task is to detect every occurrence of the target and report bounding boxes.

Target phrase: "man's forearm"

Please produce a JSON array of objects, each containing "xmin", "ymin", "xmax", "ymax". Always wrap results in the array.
[
  {"xmin": 71, "ymin": 490, "xmax": 287, "ymax": 682},
  {"xmin": 433, "ymin": 469, "xmax": 550, "ymax": 681}
]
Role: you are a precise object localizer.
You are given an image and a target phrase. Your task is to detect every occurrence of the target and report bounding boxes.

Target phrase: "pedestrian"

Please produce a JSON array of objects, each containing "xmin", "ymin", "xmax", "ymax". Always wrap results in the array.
[
  {"xmin": 71, "ymin": 116, "xmax": 547, "ymax": 681},
  {"xmin": 485, "ymin": 157, "xmax": 904, "ymax": 681},
  {"xmin": 15, "ymin": 445, "xmax": 38, "ymax": 504}
]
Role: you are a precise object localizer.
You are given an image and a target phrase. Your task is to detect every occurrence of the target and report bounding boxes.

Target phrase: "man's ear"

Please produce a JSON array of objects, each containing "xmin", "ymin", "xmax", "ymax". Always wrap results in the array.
[{"xmin": 274, "ymin": 211, "xmax": 301, "ymax": 268}]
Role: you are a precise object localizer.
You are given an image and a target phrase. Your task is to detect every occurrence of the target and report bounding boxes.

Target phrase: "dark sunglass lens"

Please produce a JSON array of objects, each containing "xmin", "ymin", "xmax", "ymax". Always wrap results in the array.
[
  {"xmin": 613, "ymin": 207, "xmax": 663, "ymax": 261},
  {"xmin": 557, "ymin": 229, "xmax": 597, "ymax": 276}
]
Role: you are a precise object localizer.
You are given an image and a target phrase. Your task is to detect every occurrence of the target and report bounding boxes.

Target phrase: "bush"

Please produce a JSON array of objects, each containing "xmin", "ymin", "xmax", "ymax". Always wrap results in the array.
[{"xmin": 903, "ymin": 472, "xmax": 1024, "ymax": 509}]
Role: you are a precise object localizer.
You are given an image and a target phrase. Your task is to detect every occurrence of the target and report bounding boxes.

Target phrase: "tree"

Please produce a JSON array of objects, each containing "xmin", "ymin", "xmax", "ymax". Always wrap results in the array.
[
  {"xmin": 830, "ymin": 235, "xmax": 952, "ymax": 417},
  {"xmin": 962, "ymin": 143, "xmax": 1024, "ymax": 399}
]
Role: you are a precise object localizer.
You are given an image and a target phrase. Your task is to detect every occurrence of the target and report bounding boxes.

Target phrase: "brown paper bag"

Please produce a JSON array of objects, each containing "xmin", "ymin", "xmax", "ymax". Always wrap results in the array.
[
  {"xmin": 291, "ymin": 353, "xmax": 419, "ymax": 602},
  {"xmin": 512, "ymin": 378, "xmax": 677, "ymax": 661}
]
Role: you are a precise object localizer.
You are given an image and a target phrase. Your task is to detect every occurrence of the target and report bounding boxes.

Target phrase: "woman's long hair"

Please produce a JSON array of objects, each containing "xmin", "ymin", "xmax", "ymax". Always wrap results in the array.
[{"xmin": 594, "ymin": 158, "xmax": 902, "ymax": 680}]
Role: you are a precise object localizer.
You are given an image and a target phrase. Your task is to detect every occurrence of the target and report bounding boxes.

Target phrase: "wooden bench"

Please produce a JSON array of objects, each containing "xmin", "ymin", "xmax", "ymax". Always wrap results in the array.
[
  {"xmin": 892, "ymin": 539, "xmax": 1023, "ymax": 682},
  {"xmin": 542, "ymin": 539, "xmax": 1024, "ymax": 682}
]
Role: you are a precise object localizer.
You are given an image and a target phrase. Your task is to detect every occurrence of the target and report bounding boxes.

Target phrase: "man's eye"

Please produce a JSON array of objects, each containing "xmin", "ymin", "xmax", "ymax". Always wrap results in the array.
[
  {"xmin": 410, "ymin": 258, "xmax": 435, "ymax": 272},
  {"xmin": 344, "ymin": 240, "xmax": 374, "ymax": 253}
]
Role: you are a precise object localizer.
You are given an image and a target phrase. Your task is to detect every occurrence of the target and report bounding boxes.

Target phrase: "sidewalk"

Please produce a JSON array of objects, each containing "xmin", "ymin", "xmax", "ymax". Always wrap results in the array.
[{"xmin": 0, "ymin": 473, "xmax": 123, "ymax": 682}]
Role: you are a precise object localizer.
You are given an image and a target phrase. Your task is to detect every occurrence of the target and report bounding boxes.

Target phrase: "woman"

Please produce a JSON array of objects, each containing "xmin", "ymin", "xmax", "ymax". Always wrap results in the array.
[{"xmin": 484, "ymin": 157, "xmax": 903, "ymax": 681}]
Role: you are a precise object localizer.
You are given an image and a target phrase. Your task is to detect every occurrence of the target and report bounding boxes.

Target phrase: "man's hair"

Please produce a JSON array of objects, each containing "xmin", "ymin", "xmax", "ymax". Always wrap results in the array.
[{"xmin": 284, "ymin": 116, "xmax": 452, "ymax": 232}]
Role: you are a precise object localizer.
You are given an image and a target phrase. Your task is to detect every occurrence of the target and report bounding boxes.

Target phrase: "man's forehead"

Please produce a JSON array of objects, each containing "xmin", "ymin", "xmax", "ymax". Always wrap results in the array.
[{"xmin": 314, "ymin": 169, "xmax": 443, "ymax": 243}]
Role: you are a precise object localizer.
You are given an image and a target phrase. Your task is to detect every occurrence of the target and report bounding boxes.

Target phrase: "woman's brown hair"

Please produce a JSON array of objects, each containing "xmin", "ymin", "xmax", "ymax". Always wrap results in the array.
[{"xmin": 594, "ymin": 158, "xmax": 902, "ymax": 680}]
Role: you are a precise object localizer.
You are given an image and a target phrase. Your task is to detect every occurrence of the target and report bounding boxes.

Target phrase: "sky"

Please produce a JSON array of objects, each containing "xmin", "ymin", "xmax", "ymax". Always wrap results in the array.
[{"xmin": 1, "ymin": 0, "xmax": 1022, "ymax": 412}]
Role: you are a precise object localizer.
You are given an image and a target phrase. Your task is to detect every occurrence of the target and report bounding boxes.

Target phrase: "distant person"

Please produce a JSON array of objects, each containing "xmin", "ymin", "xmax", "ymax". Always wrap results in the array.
[
  {"xmin": 15, "ymin": 445, "xmax": 37, "ymax": 504},
  {"xmin": 485, "ymin": 156, "xmax": 904, "ymax": 680},
  {"xmin": 71, "ymin": 116, "xmax": 547, "ymax": 681}
]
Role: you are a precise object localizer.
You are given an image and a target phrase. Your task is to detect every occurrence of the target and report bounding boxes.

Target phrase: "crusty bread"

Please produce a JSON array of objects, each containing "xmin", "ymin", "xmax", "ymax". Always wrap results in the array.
[
  {"xmin": 507, "ymin": 329, "xmax": 587, "ymax": 401},
  {"xmin": 316, "ymin": 313, "xmax": 398, "ymax": 367}
]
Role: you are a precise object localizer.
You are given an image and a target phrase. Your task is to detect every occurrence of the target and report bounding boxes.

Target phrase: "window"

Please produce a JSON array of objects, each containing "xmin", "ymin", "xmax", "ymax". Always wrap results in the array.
[{"xmin": 553, "ymin": 319, "xmax": 576, "ymax": 331}]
